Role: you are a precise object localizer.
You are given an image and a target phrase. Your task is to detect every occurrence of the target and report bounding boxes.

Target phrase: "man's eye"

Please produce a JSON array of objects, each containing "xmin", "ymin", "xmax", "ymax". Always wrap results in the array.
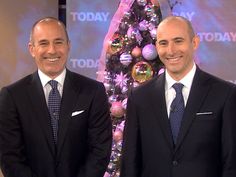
[
  {"xmin": 39, "ymin": 42, "xmax": 48, "ymax": 46},
  {"xmin": 159, "ymin": 42, "xmax": 167, "ymax": 46},
  {"xmin": 175, "ymin": 39, "xmax": 184, "ymax": 43},
  {"xmin": 54, "ymin": 40, "xmax": 64, "ymax": 45}
]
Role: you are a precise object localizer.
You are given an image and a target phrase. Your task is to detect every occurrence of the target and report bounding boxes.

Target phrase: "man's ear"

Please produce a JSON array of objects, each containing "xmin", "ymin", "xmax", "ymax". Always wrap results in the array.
[
  {"xmin": 192, "ymin": 35, "xmax": 200, "ymax": 50},
  {"xmin": 28, "ymin": 42, "xmax": 35, "ymax": 58}
]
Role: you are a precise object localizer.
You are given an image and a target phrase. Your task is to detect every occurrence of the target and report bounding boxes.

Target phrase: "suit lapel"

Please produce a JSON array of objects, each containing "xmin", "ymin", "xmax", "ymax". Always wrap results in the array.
[
  {"xmin": 27, "ymin": 72, "xmax": 56, "ymax": 155},
  {"xmin": 57, "ymin": 70, "xmax": 80, "ymax": 157},
  {"xmin": 149, "ymin": 74, "xmax": 174, "ymax": 150},
  {"xmin": 175, "ymin": 68, "xmax": 211, "ymax": 150}
]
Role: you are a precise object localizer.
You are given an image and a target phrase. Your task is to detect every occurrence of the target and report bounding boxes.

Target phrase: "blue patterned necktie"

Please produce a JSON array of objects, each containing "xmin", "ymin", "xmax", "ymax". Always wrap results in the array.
[
  {"xmin": 48, "ymin": 80, "xmax": 61, "ymax": 144},
  {"xmin": 169, "ymin": 83, "xmax": 185, "ymax": 144}
]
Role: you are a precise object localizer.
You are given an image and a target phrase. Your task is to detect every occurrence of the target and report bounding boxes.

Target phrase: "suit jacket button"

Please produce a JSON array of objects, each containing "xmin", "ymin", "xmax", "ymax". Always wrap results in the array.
[{"xmin": 172, "ymin": 160, "xmax": 178, "ymax": 166}]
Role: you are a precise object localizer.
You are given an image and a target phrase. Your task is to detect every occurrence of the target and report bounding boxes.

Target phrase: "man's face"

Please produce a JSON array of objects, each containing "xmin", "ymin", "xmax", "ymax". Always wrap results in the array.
[
  {"xmin": 29, "ymin": 20, "xmax": 70, "ymax": 79},
  {"xmin": 156, "ymin": 19, "xmax": 199, "ymax": 80}
]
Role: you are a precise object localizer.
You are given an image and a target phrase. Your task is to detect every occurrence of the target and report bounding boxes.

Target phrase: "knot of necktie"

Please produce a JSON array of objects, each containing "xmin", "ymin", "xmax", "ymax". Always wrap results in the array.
[
  {"xmin": 172, "ymin": 83, "xmax": 184, "ymax": 94},
  {"xmin": 48, "ymin": 80, "xmax": 58, "ymax": 90}
]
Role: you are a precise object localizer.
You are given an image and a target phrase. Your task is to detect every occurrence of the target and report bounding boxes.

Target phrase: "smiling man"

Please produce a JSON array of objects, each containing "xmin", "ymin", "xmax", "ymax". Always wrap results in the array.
[
  {"xmin": 0, "ymin": 17, "xmax": 112, "ymax": 177},
  {"xmin": 120, "ymin": 16, "xmax": 236, "ymax": 177}
]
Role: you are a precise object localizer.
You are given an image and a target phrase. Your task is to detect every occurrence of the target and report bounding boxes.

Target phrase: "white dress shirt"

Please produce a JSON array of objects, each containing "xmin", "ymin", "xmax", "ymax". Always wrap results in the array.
[
  {"xmin": 165, "ymin": 64, "xmax": 196, "ymax": 117},
  {"xmin": 38, "ymin": 69, "xmax": 66, "ymax": 104}
]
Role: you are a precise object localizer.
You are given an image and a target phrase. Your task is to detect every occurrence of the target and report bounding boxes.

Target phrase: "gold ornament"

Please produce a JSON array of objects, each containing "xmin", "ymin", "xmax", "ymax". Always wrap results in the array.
[
  {"xmin": 107, "ymin": 33, "xmax": 123, "ymax": 54},
  {"xmin": 131, "ymin": 61, "xmax": 154, "ymax": 83}
]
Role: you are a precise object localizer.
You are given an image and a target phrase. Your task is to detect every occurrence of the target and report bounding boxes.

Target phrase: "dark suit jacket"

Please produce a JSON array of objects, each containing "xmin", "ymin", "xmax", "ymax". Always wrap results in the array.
[
  {"xmin": 0, "ymin": 69, "xmax": 112, "ymax": 177},
  {"xmin": 120, "ymin": 67, "xmax": 236, "ymax": 177}
]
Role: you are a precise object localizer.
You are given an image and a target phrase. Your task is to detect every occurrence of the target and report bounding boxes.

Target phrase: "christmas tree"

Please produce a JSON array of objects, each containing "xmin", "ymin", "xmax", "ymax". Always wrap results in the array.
[{"xmin": 101, "ymin": 0, "xmax": 167, "ymax": 176}]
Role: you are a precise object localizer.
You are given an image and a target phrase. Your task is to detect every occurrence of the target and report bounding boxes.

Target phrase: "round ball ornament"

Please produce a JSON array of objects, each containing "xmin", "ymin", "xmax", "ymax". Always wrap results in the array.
[
  {"xmin": 113, "ymin": 129, "xmax": 123, "ymax": 142},
  {"xmin": 150, "ymin": 14, "xmax": 160, "ymax": 26},
  {"xmin": 108, "ymin": 34, "xmax": 123, "ymax": 54},
  {"xmin": 132, "ymin": 61, "xmax": 154, "ymax": 83},
  {"xmin": 104, "ymin": 172, "xmax": 110, "ymax": 177},
  {"xmin": 144, "ymin": 4, "xmax": 155, "ymax": 17},
  {"xmin": 151, "ymin": 0, "xmax": 160, "ymax": 7},
  {"xmin": 120, "ymin": 52, "xmax": 133, "ymax": 66},
  {"xmin": 114, "ymin": 170, "xmax": 121, "ymax": 177},
  {"xmin": 116, "ymin": 140, "xmax": 123, "ymax": 151},
  {"xmin": 139, "ymin": 20, "xmax": 149, "ymax": 31},
  {"xmin": 110, "ymin": 101, "xmax": 125, "ymax": 118},
  {"xmin": 131, "ymin": 46, "xmax": 142, "ymax": 58},
  {"xmin": 108, "ymin": 94, "xmax": 118, "ymax": 103},
  {"xmin": 142, "ymin": 44, "xmax": 158, "ymax": 60},
  {"xmin": 137, "ymin": 0, "xmax": 147, "ymax": 6},
  {"xmin": 133, "ymin": 81, "xmax": 140, "ymax": 87},
  {"xmin": 127, "ymin": 26, "xmax": 140, "ymax": 39},
  {"xmin": 123, "ymin": 11, "xmax": 132, "ymax": 19},
  {"xmin": 150, "ymin": 28, "xmax": 157, "ymax": 39},
  {"xmin": 107, "ymin": 162, "xmax": 116, "ymax": 173},
  {"xmin": 121, "ymin": 86, "xmax": 128, "ymax": 94}
]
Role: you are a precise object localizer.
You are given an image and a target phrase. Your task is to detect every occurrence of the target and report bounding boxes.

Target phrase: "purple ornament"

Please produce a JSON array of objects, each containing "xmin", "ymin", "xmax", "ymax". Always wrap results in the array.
[
  {"xmin": 127, "ymin": 26, "xmax": 143, "ymax": 44},
  {"xmin": 115, "ymin": 72, "xmax": 128, "ymax": 88},
  {"xmin": 142, "ymin": 44, "xmax": 158, "ymax": 60},
  {"xmin": 150, "ymin": 14, "xmax": 160, "ymax": 26},
  {"xmin": 127, "ymin": 26, "xmax": 138, "ymax": 39},
  {"xmin": 144, "ymin": 4, "xmax": 155, "ymax": 17},
  {"xmin": 139, "ymin": 20, "xmax": 149, "ymax": 31},
  {"xmin": 120, "ymin": 53, "xmax": 132, "ymax": 66},
  {"xmin": 150, "ymin": 28, "xmax": 157, "ymax": 39}
]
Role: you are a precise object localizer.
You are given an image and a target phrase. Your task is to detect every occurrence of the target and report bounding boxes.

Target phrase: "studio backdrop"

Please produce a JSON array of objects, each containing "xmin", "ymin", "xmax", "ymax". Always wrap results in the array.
[
  {"xmin": 67, "ymin": 0, "xmax": 236, "ymax": 84},
  {"xmin": 0, "ymin": 1, "xmax": 58, "ymax": 89}
]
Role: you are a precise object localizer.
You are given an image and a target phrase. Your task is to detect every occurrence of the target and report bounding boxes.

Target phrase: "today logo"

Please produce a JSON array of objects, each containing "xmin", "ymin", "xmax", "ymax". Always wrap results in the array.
[
  {"xmin": 70, "ymin": 12, "xmax": 110, "ymax": 22},
  {"xmin": 198, "ymin": 32, "xmax": 236, "ymax": 42},
  {"xmin": 70, "ymin": 58, "xmax": 99, "ymax": 68}
]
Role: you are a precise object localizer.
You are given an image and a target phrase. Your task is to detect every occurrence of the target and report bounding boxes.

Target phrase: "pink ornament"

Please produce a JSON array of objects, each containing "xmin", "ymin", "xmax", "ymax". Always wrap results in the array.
[
  {"xmin": 110, "ymin": 101, "xmax": 125, "ymax": 118},
  {"xmin": 104, "ymin": 172, "xmax": 110, "ymax": 177},
  {"xmin": 131, "ymin": 46, "xmax": 142, "ymax": 58},
  {"xmin": 113, "ymin": 129, "xmax": 123, "ymax": 142}
]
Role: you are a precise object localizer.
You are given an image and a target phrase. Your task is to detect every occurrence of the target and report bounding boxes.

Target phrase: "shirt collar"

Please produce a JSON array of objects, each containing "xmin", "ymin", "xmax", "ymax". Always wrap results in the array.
[
  {"xmin": 38, "ymin": 69, "xmax": 66, "ymax": 88},
  {"xmin": 165, "ymin": 63, "xmax": 196, "ymax": 90}
]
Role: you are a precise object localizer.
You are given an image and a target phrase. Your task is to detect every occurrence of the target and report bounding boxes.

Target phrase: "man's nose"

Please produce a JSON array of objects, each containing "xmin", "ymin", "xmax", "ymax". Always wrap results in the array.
[
  {"xmin": 47, "ymin": 43, "xmax": 56, "ymax": 54},
  {"xmin": 167, "ymin": 43, "xmax": 175, "ymax": 55}
]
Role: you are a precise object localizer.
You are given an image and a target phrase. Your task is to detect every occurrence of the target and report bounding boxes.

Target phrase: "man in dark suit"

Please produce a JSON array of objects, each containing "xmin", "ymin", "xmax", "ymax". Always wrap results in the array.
[
  {"xmin": 120, "ymin": 16, "xmax": 236, "ymax": 177},
  {"xmin": 0, "ymin": 17, "xmax": 112, "ymax": 177}
]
